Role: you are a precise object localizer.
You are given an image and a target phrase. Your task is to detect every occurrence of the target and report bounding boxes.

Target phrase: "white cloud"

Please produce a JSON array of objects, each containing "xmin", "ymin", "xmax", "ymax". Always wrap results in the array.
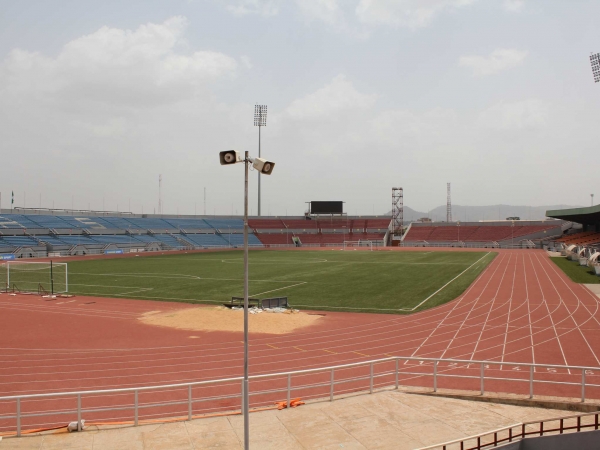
[
  {"xmin": 478, "ymin": 99, "xmax": 549, "ymax": 130},
  {"xmin": 0, "ymin": 16, "xmax": 238, "ymax": 108},
  {"xmin": 459, "ymin": 48, "xmax": 527, "ymax": 76},
  {"xmin": 355, "ymin": 0, "xmax": 477, "ymax": 29},
  {"xmin": 226, "ymin": 0, "xmax": 280, "ymax": 16},
  {"xmin": 0, "ymin": 16, "xmax": 249, "ymax": 216},
  {"xmin": 503, "ymin": 0, "xmax": 524, "ymax": 12},
  {"xmin": 296, "ymin": 0, "xmax": 344, "ymax": 26},
  {"xmin": 285, "ymin": 74, "xmax": 377, "ymax": 120}
]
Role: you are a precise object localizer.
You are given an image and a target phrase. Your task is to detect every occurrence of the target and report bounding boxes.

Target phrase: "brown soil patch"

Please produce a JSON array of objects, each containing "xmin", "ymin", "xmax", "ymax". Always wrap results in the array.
[{"xmin": 139, "ymin": 306, "xmax": 323, "ymax": 335}]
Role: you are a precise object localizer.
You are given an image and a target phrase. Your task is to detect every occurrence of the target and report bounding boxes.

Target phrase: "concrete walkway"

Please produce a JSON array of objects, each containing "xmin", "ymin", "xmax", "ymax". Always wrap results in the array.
[
  {"xmin": 585, "ymin": 284, "xmax": 600, "ymax": 299},
  {"xmin": 0, "ymin": 391, "xmax": 578, "ymax": 450}
]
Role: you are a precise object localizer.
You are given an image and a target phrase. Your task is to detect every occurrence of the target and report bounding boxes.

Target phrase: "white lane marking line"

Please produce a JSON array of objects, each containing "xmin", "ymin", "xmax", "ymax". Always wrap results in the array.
[
  {"xmin": 469, "ymin": 254, "xmax": 512, "ymax": 360},
  {"xmin": 500, "ymin": 255, "xmax": 518, "ymax": 369},
  {"xmin": 524, "ymin": 254, "xmax": 536, "ymax": 369},
  {"xmin": 446, "ymin": 254, "xmax": 568, "ymax": 366},
  {"xmin": 409, "ymin": 254, "xmax": 500, "ymax": 358},
  {"xmin": 529, "ymin": 254, "xmax": 570, "ymax": 373},
  {"xmin": 413, "ymin": 256, "xmax": 520, "ymax": 357},
  {"xmin": 439, "ymin": 254, "xmax": 507, "ymax": 359},
  {"xmin": 536, "ymin": 253, "xmax": 600, "ymax": 367}
]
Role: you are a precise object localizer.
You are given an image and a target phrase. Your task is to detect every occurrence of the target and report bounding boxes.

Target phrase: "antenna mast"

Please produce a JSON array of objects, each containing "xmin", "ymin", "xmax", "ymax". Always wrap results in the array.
[
  {"xmin": 447, "ymin": 183, "xmax": 452, "ymax": 222},
  {"xmin": 158, "ymin": 175, "xmax": 162, "ymax": 215}
]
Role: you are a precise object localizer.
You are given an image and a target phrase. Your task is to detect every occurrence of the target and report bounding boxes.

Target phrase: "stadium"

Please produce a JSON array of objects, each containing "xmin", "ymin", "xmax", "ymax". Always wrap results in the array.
[
  {"xmin": 1, "ymin": 197, "xmax": 600, "ymax": 448},
  {"xmin": 2, "ymin": 4, "xmax": 600, "ymax": 450}
]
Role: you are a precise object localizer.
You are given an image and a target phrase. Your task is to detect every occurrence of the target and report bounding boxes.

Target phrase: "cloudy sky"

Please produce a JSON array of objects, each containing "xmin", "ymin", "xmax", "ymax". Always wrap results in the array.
[{"xmin": 1, "ymin": 0, "xmax": 599, "ymax": 216}]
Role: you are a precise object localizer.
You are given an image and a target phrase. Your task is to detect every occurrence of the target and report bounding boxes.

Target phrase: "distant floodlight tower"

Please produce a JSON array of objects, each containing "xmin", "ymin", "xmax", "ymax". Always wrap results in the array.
[
  {"xmin": 591, "ymin": 53, "xmax": 600, "ymax": 83},
  {"xmin": 391, "ymin": 187, "xmax": 404, "ymax": 237},
  {"xmin": 254, "ymin": 105, "xmax": 267, "ymax": 216},
  {"xmin": 447, "ymin": 183, "xmax": 452, "ymax": 222}
]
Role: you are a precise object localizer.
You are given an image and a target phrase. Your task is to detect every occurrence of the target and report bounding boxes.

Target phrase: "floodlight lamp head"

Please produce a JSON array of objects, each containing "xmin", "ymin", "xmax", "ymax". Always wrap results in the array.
[
  {"xmin": 219, "ymin": 150, "xmax": 241, "ymax": 165},
  {"xmin": 591, "ymin": 53, "xmax": 600, "ymax": 83},
  {"xmin": 254, "ymin": 104, "xmax": 267, "ymax": 127},
  {"xmin": 252, "ymin": 157, "xmax": 275, "ymax": 175}
]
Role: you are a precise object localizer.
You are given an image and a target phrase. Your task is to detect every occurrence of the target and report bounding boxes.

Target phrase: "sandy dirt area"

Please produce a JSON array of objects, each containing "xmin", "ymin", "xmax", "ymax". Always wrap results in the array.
[{"xmin": 139, "ymin": 306, "xmax": 323, "ymax": 334}]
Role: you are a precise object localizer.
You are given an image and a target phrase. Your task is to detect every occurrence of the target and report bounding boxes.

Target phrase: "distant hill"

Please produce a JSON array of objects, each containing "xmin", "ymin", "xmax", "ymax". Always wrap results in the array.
[{"xmin": 391, "ymin": 205, "xmax": 581, "ymax": 223}]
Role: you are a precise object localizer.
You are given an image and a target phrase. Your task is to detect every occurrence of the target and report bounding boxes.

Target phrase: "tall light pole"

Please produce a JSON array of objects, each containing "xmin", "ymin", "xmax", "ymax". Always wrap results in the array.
[
  {"xmin": 592, "ymin": 194, "xmax": 595, "ymax": 207},
  {"xmin": 220, "ymin": 149, "xmax": 275, "ymax": 450},
  {"xmin": 254, "ymin": 105, "xmax": 267, "ymax": 216},
  {"xmin": 511, "ymin": 220, "xmax": 515, "ymax": 248}
]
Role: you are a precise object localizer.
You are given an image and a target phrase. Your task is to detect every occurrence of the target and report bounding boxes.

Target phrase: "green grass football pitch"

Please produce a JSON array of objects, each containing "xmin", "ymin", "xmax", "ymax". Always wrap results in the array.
[
  {"xmin": 66, "ymin": 250, "xmax": 496, "ymax": 313},
  {"xmin": 550, "ymin": 257, "xmax": 600, "ymax": 285}
]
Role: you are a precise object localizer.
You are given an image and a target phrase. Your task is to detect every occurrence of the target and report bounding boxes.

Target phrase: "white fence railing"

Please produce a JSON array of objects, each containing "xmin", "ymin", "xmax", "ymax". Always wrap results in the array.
[{"xmin": 1, "ymin": 356, "xmax": 599, "ymax": 437}]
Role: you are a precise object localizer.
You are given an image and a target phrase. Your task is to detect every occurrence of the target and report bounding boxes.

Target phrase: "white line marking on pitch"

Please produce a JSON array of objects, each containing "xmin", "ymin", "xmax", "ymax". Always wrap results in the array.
[
  {"xmin": 252, "ymin": 282, "xmax": 307, "ymax": 297},
  {"xmin": 400, "ymin": 252, "xmax": 491, "ymax": 312},
  {"xmin": 70, "ymin": 273, "xmax": 306, "ymax": 283},
  {"xmin": 115, "ymin": 288, "xmax": 155, "ymax": 296}
]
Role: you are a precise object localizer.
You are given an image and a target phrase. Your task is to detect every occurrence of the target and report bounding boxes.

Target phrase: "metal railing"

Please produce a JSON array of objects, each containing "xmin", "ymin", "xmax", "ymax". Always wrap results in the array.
[
  {"xmin": 417, "ymin": 411, "xmax": 600, "ymax": 450},
  {"xmin": 1, "ymin": 356, "xmax": 599, "ymax": 437},
  {"xmin": 401, "ymin": 242, "xmax": 539, "ymax": 249}
]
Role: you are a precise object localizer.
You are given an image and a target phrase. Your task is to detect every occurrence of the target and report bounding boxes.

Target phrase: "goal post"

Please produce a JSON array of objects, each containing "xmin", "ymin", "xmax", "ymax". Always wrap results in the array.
[
  {"xmin": 343, "ymin": 240, "xmax": 373, "ymax": 251},
  {"xmin": 0, "ymin": 261, "xmax": 68, "ymax": 295}
]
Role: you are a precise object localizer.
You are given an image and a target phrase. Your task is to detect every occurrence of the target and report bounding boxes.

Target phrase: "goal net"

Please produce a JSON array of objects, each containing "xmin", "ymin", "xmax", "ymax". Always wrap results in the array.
[
  {"xmin": 343, "ymin": 240, "xmax": 373, "ymax": 251},
  {"xmin": 0, "ymin": 261, "xmax": 68, "ymax": 294}
]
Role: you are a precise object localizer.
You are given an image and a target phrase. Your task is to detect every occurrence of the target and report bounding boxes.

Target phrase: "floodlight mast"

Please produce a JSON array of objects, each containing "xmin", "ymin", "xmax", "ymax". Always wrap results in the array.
[
  {"xmin": 591, "ymin": 53, "xmax": 600, "ymax": 83},
  {"xmin": 254, "ymin": 105, "xmax": 267, "ymax": 216},
  {"xmin": 219, "ymin": 149, "xmax": 275, "ymax": 450}
]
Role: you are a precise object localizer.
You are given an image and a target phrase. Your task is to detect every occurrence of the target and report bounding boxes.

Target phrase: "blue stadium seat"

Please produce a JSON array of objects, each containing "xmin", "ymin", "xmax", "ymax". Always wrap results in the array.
[
  {"xmin": 56, "ymin": 235, "xmax": 97, "ymax": 245},
  {"xmin": 203, "ymin": 219, "xmax": 245, "ymax": 230},
  {"xmin": 129, "ymin": 234, "xmax": 161, "ymax": 244},
  {"xmin": 1, "ymin": 236, "xmax": 41, "ymax": 246},
  {"xmin": 181, "ymin": 234, "xmax": 229, "ymax": 247},
  {"xmin": 25, "ymin": 215, "xmax": 71, "ymax": 229},
  {"xmin": 153, "ymin": 234, "xmax": 186, "ymax": 248},
  {"xmin": 164, "ymin": 218, "xmax": 212, "ymax": 229},
  {"xmin": 0, "ymin": 214, "xmax": 46, "ymax": 229},
  {"xmin": 224, "ymin": 233, "xmax": 262, "ymax": 246},
  {"xmin": 124, "ymin": 218, "xmax": 175, "ymax": 230}
]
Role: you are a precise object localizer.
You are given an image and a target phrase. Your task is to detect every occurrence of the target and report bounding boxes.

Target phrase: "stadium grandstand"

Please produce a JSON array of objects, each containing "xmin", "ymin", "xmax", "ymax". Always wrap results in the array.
[
  {"xmin": 547, "ymin": 205, "xmax": 600, "ymax": 245},
  {"xmin": 0, "ymin": 210, "xmax": 391, "ymax": 258},
  {"xmin": 3, "ymin": 207, "xmax": 593, "ymax": 258},
  {"xmin": 401, "ymin": 220, "xmax": 563, "ymax": 248},
  {"xmin": 546, "ymin": 205, "xmax": 600, "ymax": 273}
]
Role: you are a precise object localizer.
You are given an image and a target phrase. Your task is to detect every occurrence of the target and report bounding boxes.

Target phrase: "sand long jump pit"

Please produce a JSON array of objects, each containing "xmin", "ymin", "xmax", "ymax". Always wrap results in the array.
[{"xmin": 139, "ymin": 306, "xmax": 323, "ymax": 334}]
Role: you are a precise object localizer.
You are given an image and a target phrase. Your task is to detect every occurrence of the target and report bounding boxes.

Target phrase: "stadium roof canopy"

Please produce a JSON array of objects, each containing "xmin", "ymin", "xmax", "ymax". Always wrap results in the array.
[{"xmin": 546, "ymin": 205, "xmax": 600, "ymax": 225}]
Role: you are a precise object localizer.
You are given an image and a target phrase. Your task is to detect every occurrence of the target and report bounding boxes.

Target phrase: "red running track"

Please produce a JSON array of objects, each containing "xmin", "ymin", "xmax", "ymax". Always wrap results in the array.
[{"xmin": 1, "ymin": 249, "xmax": 600, "ymax": 432}]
